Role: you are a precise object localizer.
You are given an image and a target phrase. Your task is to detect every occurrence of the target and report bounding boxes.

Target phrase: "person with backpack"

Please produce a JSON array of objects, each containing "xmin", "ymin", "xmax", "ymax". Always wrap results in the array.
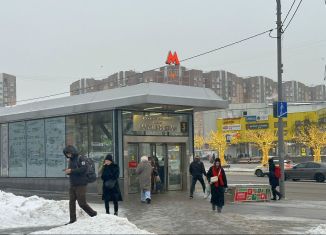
[
  {"xmin": 101, "ymin": 154, "xmax": 122, "ymax": 216},
  {"xmin": 268, "ymin": 158, "xmax": 282, "ymax": 200},
  {"xmin": 63, "ymin": 145, "xmax": 97, "ymax": 224}
]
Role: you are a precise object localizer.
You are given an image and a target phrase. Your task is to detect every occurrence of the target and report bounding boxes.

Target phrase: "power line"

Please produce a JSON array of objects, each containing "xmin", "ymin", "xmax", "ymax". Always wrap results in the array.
[
  {"xmin": 283, "ymin": 0, "xmax": 303, "ymax": 33},
  {"xmin": 15, "ymin": 28, "xmax": 273, "ymax": 104},
  {"xmin": 282, "ymin": 0, "xmax": 296, "ymax": 26}
]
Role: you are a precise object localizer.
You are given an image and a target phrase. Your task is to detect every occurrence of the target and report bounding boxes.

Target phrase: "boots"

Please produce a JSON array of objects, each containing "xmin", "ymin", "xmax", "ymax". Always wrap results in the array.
[
  {"xmin": 212, "ymin": 204, "xmax": 216, "ymax": 211},
  {"xmin": 217, "ymin": 207, "xmax": 222, "ymax": 213}
]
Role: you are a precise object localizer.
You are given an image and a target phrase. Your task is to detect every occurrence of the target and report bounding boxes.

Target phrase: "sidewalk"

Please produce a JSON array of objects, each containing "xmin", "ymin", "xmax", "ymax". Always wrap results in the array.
[{"xmin": 1, "ymin": 188, "xmax": 325, "ymax": 234}]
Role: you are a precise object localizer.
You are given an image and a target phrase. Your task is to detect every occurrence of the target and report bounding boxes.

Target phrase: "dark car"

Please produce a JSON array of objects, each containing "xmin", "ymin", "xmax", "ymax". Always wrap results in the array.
[{"xmin": 284, "ymin": 161, "xmax": 326, "ymax": 182}]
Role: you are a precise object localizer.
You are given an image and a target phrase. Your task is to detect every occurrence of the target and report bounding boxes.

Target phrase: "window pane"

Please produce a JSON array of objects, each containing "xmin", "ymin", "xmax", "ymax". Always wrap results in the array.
[
  {"xmin": 26, "ymin": 120, "xmax": 45, "ymax": 177},
  {"xmin": 0, "ymin": 124, "xmax": 7, "ymax": 176},
  {"xmin": 88, "ymin": 111, "xmax": 113, "ymax": 175},
  {"xmin": 9, "ymin": 122, "xmax": 26, "ymax": 177},
  {"xmin": 45, "ymin": 117, "xmax": 66, "ymax": 177},
  {"xmin": 66, "ymin": 114, "xmax": 88, "ymax": 156}
]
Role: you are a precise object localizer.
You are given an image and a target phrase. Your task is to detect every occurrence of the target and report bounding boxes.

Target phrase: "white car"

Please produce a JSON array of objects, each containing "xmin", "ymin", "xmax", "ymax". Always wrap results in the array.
[{"xmin": 254, "ymin": 159, "xmax": 294, "ymax": 177}]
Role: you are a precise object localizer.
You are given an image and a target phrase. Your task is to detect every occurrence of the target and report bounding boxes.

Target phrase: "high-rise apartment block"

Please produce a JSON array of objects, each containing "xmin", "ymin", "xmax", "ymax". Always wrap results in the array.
[
  {"xmin": 0, "ymin": 73, "xmax": 16, "ymax": 107},
  {"xmin": 69, "ymin": 67, "xmax": 326, "ymax": 103}
]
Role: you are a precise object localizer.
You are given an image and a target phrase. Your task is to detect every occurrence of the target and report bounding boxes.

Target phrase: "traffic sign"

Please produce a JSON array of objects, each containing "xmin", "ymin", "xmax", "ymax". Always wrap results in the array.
[
  {"xmin": 273, "ymin": 101, "xmax": 287, "ymax": 118},
  {"xmin": 277, "ymin": 101, "xmax": 287, "ymax": 118}
]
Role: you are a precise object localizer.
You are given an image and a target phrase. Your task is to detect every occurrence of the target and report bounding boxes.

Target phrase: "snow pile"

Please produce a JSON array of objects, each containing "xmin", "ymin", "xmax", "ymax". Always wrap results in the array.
[
  {"xmin": 306, "ymin": 224, "xmax": 326, "ymax": 234},
  {"xmin": 32, "ymin": 214, "xmax": 152, "ymax": 234},
  {"xmin": 0, "ymin": 190, "xmax": 70, "ymax": 229},
  {"xmin": 0, "ymin": 190, "xmax": 152, "ymax": 234}
]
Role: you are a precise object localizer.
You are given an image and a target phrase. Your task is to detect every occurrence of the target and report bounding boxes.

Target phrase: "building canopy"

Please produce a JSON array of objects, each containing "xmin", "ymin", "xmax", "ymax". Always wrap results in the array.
[{"xmin": 0, "ymin": 83, "xmax": 228, "ymax": 123}]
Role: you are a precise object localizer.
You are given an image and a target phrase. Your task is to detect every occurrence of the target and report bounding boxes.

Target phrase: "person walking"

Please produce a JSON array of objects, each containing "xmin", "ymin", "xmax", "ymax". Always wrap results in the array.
[
  {"xmin": 101, "ymin": 154, "xmax": 122, "ymax": 215},
  {"xmin": 63, "ymin": 145, "xmax": 97, "ymax": 224},
  {"xmin": 136, "ymin": 156, "xmax": 153, "ymax": 204},
  {"xmin": 268, "ymin": 158, "xmax": 282, "ymax": 200},
  {"xmin": 207, "ymin": 158, "xmax": 228, "ymax": 213},
  {"xmin": 189, "ymin": 155, "xmax": 207, "ymax": 199}
]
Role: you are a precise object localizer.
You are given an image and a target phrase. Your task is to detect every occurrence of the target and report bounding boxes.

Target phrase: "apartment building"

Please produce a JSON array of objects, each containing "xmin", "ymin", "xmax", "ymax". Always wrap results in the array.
[
  {"xmin": 244, "ymin": 76, "xmax": 277, "ymax": 103},
  {"xmin": 69, "ymin": 68, "xmax": 325, "ymax": 105},
  {"xmin": 0, "ymin": 73, "xmax": 16, "ymax": 107}
]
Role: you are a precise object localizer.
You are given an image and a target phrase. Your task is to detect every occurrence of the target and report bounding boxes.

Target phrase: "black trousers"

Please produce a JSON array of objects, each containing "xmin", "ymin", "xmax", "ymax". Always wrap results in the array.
[
  {"xmin": 104, "ymin": 200, "xmax": 118, "ymax": 214},
  {"xmin": 271, "ymin": 185, "xmax": 281, "ymax": 199},
  {"xmin": 190, "ymin": 175, "xmax": 206, "ymax": 196},
  {"xmin": 69, "ymin": 185, "xmax": 97, "ymax": 222}
]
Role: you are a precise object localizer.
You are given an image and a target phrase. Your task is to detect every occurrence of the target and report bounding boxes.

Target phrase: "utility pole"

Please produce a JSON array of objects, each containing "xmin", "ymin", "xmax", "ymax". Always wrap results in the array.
[{"xmin": 276, "ymin": 0, "xmax": 285, "ymax": 197}]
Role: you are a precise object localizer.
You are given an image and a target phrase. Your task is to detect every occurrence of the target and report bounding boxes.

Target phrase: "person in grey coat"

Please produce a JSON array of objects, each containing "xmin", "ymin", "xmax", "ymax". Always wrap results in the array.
[{"xmin": 136, "ymin": 155, "xmax": 153, "ymax": 204}]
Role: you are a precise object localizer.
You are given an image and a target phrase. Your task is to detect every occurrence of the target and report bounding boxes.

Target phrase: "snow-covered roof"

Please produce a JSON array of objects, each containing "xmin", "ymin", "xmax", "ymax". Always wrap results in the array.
[{"xmin": 0, "ymin": 82, "xmax": 228, "ymax": 123}]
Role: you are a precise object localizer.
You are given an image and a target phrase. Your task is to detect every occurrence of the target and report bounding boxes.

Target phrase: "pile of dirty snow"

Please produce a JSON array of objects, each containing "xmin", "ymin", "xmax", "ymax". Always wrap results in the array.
[{"xmin": 0, "ymin": 190, "xmax": 152, "ymax": 234}]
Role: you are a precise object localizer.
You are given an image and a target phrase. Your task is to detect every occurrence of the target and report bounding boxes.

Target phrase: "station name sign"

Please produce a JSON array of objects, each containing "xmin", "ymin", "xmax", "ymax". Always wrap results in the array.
[{"xmin": 133, "ymin": 115, "xmax": 186, "ymax": 133}]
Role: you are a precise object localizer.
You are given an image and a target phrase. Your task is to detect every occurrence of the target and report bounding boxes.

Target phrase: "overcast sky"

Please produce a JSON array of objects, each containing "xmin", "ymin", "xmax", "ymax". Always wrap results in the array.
[{"xmin": 0, "ymin": 0, "xmax": 326, "ymax": 102}]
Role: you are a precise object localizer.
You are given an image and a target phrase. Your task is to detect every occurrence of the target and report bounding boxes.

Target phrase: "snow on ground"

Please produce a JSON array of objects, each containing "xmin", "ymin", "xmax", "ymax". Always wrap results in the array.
[
  {"xmin": 0, "ymin": 190, "xmax": 152, "ymax": 234},
  {"xmin": 242, "ymin": 200, "xmax": 326, "ymax": 210},
  {"xmin": 32, "ymin": 214, "xmax": 152, "ymax": 234},
  {"xmin": 305, "ymin": 224, "xmax": 326, "ymax": 234}
]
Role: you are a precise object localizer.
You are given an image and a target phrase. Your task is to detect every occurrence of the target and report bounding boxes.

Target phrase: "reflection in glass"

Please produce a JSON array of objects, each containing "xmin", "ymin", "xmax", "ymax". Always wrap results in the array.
[
  {"xmin": 66, "ymin": 114, "xmax": 88, "ymax": 156},
  {"xmin": 0, "ymin": 124, "xmax": 8, "ymax": 176},
  {"xmin": 88, "ymin": 111, "xmax": 113, "ymax": 175},
  {"xmin": 45, "ymin": 117, "xmax": 66, "ymax": 177},
  {"xmin": 26, "ymin": 120, "xmax": 45, "ymax": 177},
  {"xmin": 9, "ymin": 122, "xmax": 26, "ymax": 177}
]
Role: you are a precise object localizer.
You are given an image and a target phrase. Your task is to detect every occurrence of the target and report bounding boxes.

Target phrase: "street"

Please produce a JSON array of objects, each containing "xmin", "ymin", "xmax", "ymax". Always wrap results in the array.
[{"xmin": 2, "ymin": 169, "xmax": 326, "ymax": 234}]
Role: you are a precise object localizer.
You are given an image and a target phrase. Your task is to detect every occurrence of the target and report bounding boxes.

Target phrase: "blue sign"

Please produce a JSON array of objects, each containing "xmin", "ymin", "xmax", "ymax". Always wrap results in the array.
[
  {"xmin": 277, "ymin": 102, "xmax": 287, "ymax": 118},
  {"xmin": 246, "ymin": 116, "xmax": 257, "ymax": 122}
]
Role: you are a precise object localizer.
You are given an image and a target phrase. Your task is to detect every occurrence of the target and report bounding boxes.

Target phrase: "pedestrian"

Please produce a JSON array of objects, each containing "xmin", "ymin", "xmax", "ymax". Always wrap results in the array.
[
  {"xmin": 101, "ymin": 154, "xmax": 122, "ymax": 215},
  {"xmin": 268, "ymin": 158, "xmax": 282, "ymax": 200},
  {"xmin": 136, "ymin": 155, "xmax": 153, "ymax": 204},
  {"xmin": 189, "ymin": 155, "xmax": 207, "ymax": 199},
  {"xmin": 63, "ymin": 145, "xmax": 97, "ymax": 224},
  {"xmin": 207, "ymin": 158, "xmax": 228, "ymax": 213},
  {"xmin": 204, "ymin": 155, "xmax": 214, "ymax": 199}
]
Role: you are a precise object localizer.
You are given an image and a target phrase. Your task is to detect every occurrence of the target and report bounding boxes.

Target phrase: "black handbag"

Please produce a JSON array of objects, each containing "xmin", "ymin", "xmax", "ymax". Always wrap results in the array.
[{"xmin": 104, "ymin": 179, "xmax": 116, "ymax": 189}]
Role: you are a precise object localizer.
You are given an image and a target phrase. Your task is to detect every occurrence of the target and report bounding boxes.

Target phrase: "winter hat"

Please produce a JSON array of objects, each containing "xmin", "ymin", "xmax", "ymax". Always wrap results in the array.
[
  {"xmin": 140, "ymin": 156, "xmax": 148, "ymax": 162},
  {"xmin": 105, "ymin": 154, "xmax": 113, "ymax": 162}
]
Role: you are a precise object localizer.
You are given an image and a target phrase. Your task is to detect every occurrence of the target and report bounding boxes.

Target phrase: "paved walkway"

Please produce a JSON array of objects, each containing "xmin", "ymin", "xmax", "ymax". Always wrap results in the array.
[{"xmin": 2, "ymin": 188, "xmax": 325, "ymax": 234}]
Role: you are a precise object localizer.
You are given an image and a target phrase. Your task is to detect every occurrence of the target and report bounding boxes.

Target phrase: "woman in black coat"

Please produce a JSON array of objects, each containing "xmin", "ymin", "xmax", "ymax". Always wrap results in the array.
[
  {"xmin": 206, "ymin": 158, "xmax": 228, "ymax": 213},
  {"xmin": 268, "ymin": 158, "xmax": 282, "ymax": 200},
  {"xmin": 101, "ymin": 154, "xmax": 122, "ymax": 215}
]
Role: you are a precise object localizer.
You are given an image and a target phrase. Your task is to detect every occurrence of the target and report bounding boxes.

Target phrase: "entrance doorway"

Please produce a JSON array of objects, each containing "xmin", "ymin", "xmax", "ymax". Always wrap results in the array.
[{"xmin": 127, "ymin": 143, "xmax": 184, "ymax": 193}]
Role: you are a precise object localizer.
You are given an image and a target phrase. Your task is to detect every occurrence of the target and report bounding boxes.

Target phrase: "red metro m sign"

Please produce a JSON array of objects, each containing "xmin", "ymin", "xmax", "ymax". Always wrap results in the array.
[{"xmin": 165, "ymin": 51, "xmax": 180, "ymax": 65}]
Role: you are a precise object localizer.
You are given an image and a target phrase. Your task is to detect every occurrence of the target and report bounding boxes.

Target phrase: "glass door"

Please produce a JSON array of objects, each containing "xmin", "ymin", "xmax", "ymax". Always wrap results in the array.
[
  {"xmin": 127, "ymin": 143, "xmax": 139, "ymax": 193},
  {"xmin": 167, "ymin": 144, "xmax": 182, "ymax": 190}
]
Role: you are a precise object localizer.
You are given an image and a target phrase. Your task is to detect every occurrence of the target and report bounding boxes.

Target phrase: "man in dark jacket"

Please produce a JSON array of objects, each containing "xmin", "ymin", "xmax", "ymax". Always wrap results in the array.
[
  {"xmin": 63, "ymin": 145, "xmax": 97, "ymax": 224},
  {"xmin": 189, "ymin": 155, "xmax": 207, "ymax": 199}
]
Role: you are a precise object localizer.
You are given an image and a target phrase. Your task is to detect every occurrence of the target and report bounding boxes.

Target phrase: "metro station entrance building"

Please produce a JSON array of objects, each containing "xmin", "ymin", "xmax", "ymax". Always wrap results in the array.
[{"xmin": 0, "ymin": 83, "xmax": 227, "ymax": 196}]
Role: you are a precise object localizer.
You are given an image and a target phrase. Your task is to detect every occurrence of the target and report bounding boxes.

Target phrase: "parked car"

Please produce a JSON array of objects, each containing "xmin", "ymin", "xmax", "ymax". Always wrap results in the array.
[
  {"xmin": 254, "ymin": 159, "xmax": 294, "ymax": 177},
  {"xmin": 284, "ymin": 161, "xmax": 326, "ymax": 182}
]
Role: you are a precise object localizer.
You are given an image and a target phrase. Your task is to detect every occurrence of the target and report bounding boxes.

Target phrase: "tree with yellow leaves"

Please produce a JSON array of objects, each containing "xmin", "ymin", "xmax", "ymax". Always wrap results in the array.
[
  {"xmin": 294, "ymin": 124, "xmax": 326, "ymax": 162},
  {"xmin": 207, "ymin": 131, "xmax": 239, "ymax": 166},
  {"xmin": 244, "ymin": 129, "xmax": 276, "ymax": 166},
  {"xmin": 194, "ymin": 135, "xmax": 205, "ymax": 150}
]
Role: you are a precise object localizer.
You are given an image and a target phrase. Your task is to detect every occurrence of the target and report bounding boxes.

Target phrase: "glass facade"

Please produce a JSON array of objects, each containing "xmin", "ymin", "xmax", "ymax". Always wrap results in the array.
[
  {"xmin": 88, "ymin": 111, "xmax": 113, "ymax": 174},
  {"xmin": 2, "ymin": 111, "xmax": 113, "ymax": 177},
  {"xmin": 45, "ymin": 117, "xmax": 66, "ymax": 177},
  {"xmin": 9, "ymin": 122, "xmax": 26, "ymax": 177},
  {"xmin": 1, "ymin": 124, "xmax": 9, "ymax": 177}
]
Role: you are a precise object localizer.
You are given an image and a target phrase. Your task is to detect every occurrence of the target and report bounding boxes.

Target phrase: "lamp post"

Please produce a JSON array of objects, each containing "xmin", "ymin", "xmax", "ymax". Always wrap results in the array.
[{"xmin": 276, "ymin": 0, "xmax": 285, "ymax": 197}]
